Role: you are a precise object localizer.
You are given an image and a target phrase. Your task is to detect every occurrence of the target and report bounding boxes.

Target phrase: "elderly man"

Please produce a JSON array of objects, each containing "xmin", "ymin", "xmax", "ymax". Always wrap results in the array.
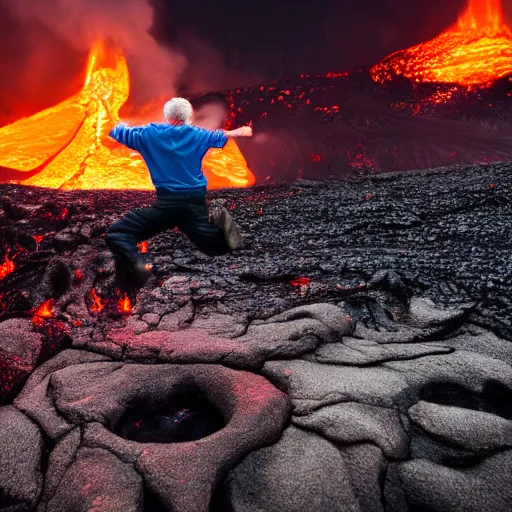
[{"xmin": 106, "ymin": 97, "xmax": 253, "ymax": 285}]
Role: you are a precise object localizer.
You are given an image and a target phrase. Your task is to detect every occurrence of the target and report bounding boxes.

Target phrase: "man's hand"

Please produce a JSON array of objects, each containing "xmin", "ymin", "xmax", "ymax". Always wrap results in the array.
[
  {"xmin": 225, "ymin": 125, "xmax": 253, "ymax": 138},
  {"xmin": 239, "ymin": 125, "xmax": 253, "ymax": 137}
]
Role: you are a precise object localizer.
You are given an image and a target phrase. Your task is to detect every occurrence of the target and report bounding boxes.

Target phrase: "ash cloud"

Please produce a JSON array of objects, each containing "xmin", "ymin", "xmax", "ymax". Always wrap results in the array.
[{"xmin": 4, "ymin": 0, "xmax": 187, "ymax": 104}]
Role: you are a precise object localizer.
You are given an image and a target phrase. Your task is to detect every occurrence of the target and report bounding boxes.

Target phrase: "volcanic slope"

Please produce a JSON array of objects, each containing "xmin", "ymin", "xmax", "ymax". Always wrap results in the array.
[{"xmin": 0, "ymin": 161, "xmax": 510, "ymax": 341}]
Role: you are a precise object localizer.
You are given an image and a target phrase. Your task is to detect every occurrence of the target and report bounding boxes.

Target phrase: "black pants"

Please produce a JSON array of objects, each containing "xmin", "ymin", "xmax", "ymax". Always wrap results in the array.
[{"xmin": 106, "ymin": 194, "xmax": 230, "ymax": 276}]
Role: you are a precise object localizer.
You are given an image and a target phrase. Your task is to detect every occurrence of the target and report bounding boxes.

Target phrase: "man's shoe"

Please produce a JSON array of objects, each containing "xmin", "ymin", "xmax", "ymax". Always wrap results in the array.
[
  {"xmin": 212, "ymin": 207, "xmax": 244, "ymax": 250},
  {"xmin": 134, "ymin": 261, "xmax": 153, "ymax": 286}
]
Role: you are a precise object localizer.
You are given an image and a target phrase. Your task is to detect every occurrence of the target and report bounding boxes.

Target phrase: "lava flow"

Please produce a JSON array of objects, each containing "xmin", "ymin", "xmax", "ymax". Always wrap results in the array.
[
  {"xmin": 0, "ymin": 254, "xmax": 15, "ymax": 280},
  {"xmin": 371, "ymin": 0, "xmax": 512, "ymax": 87},
  {"xmin": 0, "ymin": 40, "xmax": 255, "ymax": 190}
]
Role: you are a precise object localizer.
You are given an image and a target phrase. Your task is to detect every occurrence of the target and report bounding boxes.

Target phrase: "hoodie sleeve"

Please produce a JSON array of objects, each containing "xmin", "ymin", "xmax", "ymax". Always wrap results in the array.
[{"xmin": 109, "ymin": 123, "xmax": 146, "ymax": 151}]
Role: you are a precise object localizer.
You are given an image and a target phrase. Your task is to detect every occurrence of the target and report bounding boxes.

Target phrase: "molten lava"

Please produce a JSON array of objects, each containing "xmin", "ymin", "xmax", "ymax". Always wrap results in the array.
[
  {"xmin": 0, "ymin": 41, "xmax": 255, "ymax": 190},
  {"xmin": 117, "ymin": 293, "xmax": 133, "ymax": 314},
  {"xmin": 89, "ymin": 288, "xmax": 106, "ymax": 314},
  {"xmin": 0, "ymin": 254, "xmax": 15, "ymax": 280},
  {"xmin": 138, "ymin": 241, "xmax": 149, "ymax": 253},
  {"xmin": 33, "ymin": 299, "xmax": 55, "ymax": 319},
  {"xmin": 371, "ymin": 0, "xmax": 512, "ymax": 87}
]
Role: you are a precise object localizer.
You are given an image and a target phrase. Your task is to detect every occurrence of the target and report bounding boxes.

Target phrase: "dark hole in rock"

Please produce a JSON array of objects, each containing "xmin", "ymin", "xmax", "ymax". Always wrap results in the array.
[
  {"xmin": 210, "ymin": 480, "xmax": 235, "ymax": 512},
  {"xmin": 419, "ymin": 381, "xmax": 512, "ymax": 420},
  {"xmin": 143, "ymin": 485, "xmax": 169, "ymax": 512},
  {"xmin": 115, "ymin": 390, "xmax": 225, "ymax": 444}
]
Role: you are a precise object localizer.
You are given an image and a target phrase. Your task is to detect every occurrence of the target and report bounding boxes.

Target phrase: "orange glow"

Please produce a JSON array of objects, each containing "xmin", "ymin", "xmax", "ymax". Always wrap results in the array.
[
  {"xmin": 89, "ymin": 288, "xmax": 106, "ymax": 313},
  {"xmin": 138, "ymin": 241, "xmax": 149, "ymax": 253},
  {"xmin": 291, "ymin": 277, "xmax": 311, "ymax": 287},
  {"xmin": 0, "ymin": 40, "xmax": 255, "ymax": 191},
  {"xmin": 117, "ymin": 293, "xmax": 132, "ymax": 314},
  {"xmin": 34, "ymin": 299, "xmax": 55, "ymax": 318},
  {"xmin": 0, "ymin": 254, "xmax": 15, "ymax": 280},
  {"xmin": 371, "ymin": 0, "xmax": 512, "ymax": 87}
]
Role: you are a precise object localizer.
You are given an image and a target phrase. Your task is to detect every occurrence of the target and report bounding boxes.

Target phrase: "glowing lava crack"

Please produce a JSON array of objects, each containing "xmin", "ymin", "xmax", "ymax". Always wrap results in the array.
[
  {"xmin": 371, "ymin": 0, "xmax": 512, "ymax": 88},
  {"xmin": 0, "ymin": 41, "xmax": 255, "ymax": 191}
]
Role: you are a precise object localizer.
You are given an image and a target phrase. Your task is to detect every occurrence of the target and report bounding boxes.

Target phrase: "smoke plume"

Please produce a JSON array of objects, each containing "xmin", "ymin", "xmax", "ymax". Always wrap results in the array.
[{"xmin": 4, "ymin": 0, "xmax": 187, "ymax": 104}]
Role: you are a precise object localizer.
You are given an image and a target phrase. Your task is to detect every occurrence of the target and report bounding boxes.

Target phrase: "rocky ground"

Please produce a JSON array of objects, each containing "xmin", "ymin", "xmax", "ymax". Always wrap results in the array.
[{"xmin": 0, "ymin": 161, "xmax": 511, "ymax": 511}]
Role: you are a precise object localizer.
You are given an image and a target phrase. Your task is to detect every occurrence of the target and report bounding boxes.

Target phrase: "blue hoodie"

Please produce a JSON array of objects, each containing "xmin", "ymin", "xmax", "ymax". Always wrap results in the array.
[{"xmin": 110, "ymin": 123, "xmax": 228, "ymax": 195}]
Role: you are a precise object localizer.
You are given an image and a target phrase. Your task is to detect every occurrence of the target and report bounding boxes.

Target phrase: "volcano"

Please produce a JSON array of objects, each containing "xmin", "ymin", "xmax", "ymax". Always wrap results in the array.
[
  {"xmin": 371, "ymin": 0, "xmax": 512, "ymax": 87},
  {"xmin": 0, "ymin": 40, "xmax": 255, "ymax": 191},
  {"xmin": 1, "ymin": 0, "xmax": 512, "ymax": 189}
]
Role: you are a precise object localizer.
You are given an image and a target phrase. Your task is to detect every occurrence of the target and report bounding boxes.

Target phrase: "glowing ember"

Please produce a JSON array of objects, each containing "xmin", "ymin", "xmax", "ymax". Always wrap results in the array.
[
  {"xmin": 89, "ymin": 288, "xmax": 106, "ymax": 313},
  {"xmin": 117, "ymin": 293, "xmax": 132, "ymax": 314},
  {"xmin": 138, "ymin": 241, "xmax": 149, "ymax": 253},
  {"xmin": 0, "ymin": 40, "xmax": 255, "ymax": 190},
  {"xmin": 371, "ymin": 0, "xmax": 512, "ymax": 87},
  {"xmin": 0, "ymin": 254, "xmax": 15, "ymax": 280},
  {"xmin": 291, "ymin": 277, "xmax": 311, "ymax": 287},
  {"xmin": 33, "ymin": 299, "xmax": 55, "ymax": 318}
]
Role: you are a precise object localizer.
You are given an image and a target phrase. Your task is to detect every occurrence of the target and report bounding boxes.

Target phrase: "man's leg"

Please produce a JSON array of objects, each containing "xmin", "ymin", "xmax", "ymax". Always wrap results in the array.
[
  {"xmin": 106, "ymin": 207, "xmax": 169, "ymax": 280},
  {"xmin": 178, "ymin": 201, "xmax": 236, "ymax": 256}
]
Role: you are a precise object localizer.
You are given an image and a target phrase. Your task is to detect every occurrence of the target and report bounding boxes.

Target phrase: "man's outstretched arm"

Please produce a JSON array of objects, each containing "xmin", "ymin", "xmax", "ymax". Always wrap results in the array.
[{"xmin": 109, "ymin": 123, "xmax": 145, "ymax": 151}]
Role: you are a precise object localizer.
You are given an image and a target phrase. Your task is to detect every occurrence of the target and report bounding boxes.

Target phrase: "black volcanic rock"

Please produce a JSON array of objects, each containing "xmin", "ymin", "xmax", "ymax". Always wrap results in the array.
[
  {"xmin": 0, "ymin": 406, "xmax": 43, "ymax": 509},
  {"xmin": 0, "ymin": 163, "xmax": 511, "ymax": 511}
]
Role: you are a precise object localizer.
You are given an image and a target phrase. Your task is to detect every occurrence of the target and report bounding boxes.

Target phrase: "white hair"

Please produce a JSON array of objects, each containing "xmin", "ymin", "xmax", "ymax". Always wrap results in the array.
[{"xmin": 163, "ymin": 98, "xmax": 193, "ymax": 124}]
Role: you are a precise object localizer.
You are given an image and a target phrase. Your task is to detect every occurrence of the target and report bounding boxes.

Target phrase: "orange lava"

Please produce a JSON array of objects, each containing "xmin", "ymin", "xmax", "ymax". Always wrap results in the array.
[
  {"xmin": 0, "ymin": 254, "xmax": 15, "ymax": 280},
  {"xmin": 117, "ymin": 293, "xmax": 132, "ymax": 314},
  {"xmin": 0, "ymin": 40, "xmax": 255, "ymax": 190},
  {"xmin": 371, "ymin": 0, "xmax": 512, "ymax": 87},
  {"xmin": 34, "ymin": 299, "xmax": 55, "ymax": 318},
  {"xmin": 89, "ymin": 288, "xmax": 106, "ymax": 313},
  {"xmin": 137, "ymin": 241, "xmax": 149, "ymax": 253}
]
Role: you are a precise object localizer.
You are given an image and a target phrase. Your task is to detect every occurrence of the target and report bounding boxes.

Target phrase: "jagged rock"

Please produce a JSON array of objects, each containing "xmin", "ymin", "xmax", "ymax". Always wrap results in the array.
[
  {"xmin": 190, "ymin": 311, "xmax": 248, "ymax": 338},
  {"xmin": 44, "ymin": 447, "xmax": 143, "ymax": 512},
  {"xmin": 141, "ymin": 313, "xmax": 160, "ymax": 326},
  {"xmin": 263, "ymin": 359, "xmax": 409, "ymax": 415},
  {"xmin": 308, "ymin": 339, "xmax": 452, "ymax": 365},
  {"xmin": 38, "ymin": 428, "xmax": 82, "ymax": 509},
  {"xmin": 293, "ymin": 402, "xmax": 409, "ymax": 458},
  {"xmin": 157, "ymin": 301, "xmax": 194, "ymax": 332},
  {"xmin": 382, "ymin": 350, "xmax": 512, "ymax": 399},
  {"xmin": 14, "ymin": 350, "xmax": 111, "ymax": 438},
  {"xmin": 340, "ymin": 443, "xmax": 387, "ymax": 512},
  {"xmin": 440, "ymin": 325, "xmax": 512, "ymax": 366},
  {"xmin": 265, "ymin": 349, "xmax": 512, "ymax": 416},
  {"xmin": 225, "ymin": 426, "xmax": 361, "ymax": 512},
  {"xmin": 0, "ymin": 406, "xmax": 43, "ymax": 509},
  {"xmin": 265, "ymin": 303, "xmax": 354, "ymax": 336},
  {"xmin": 53, "ymin": 228, "xmax": 86, "ymax": 250},
  {"xmin": 350, "ymin": 297, "xmax": 470, "ymax": 344},
  {"xmin": 398, "ymin": 450, "xmax": 512, "ymax": 512},
  {"xmin": 0, "ymin": 318, "xmax": 42, "ymax": 370},
  {"xmin": 409, "ymin": 401, "xmax": 512, "ymax": 452}
]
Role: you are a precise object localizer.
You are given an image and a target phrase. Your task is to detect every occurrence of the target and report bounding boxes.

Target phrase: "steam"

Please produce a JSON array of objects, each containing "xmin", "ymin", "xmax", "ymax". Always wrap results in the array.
[{"xmin": 5, "ymin": 0, "xmax": 187, "ymax": 102}]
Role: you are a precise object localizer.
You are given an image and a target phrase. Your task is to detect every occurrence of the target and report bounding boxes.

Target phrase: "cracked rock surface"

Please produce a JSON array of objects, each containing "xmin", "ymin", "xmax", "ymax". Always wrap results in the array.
[{"xmin": 0, "ymin": 163, "xmax": 512, "ymax": 511}]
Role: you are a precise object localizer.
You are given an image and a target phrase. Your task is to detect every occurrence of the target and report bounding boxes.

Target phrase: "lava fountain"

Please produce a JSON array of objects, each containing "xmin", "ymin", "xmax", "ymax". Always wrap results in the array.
[
  {"xmin": 0, "ymin": 40, "xmax": 255, "ymax": 190},
  {"xmin": 371, "ymin": 0, "xmax": 512, "ymax": 87}
]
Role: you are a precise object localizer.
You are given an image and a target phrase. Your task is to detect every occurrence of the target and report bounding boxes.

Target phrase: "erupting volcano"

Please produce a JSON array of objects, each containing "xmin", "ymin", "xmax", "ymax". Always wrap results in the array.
[
  {"xmin": 371, "ymin": 0, "xmax": 512, "ymax": 87},
  {"xmin": 0, "ymin": 41, "xmax": 255, "ymax": 191}
]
